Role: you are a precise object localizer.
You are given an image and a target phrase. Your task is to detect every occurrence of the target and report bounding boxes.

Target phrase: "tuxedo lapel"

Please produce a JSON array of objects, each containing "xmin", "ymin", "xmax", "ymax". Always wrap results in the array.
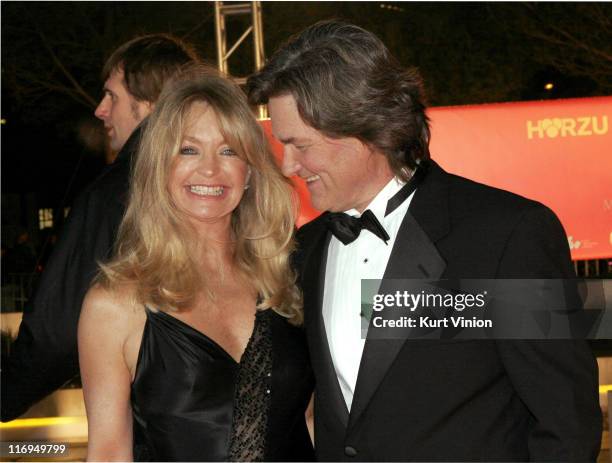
[
  {"xmin": 348, "ymin": 161, "xmax": 450, "ymax": 428},
  {"xmin": 301, "ymin": 220, "xmax": 350, "ymax": 428}
]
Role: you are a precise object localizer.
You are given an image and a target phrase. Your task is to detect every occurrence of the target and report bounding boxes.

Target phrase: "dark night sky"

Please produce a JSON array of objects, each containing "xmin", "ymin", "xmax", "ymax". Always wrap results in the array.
[{"xmin": 2, "ymin": 2, "xmax": 611, "ymax": 213}]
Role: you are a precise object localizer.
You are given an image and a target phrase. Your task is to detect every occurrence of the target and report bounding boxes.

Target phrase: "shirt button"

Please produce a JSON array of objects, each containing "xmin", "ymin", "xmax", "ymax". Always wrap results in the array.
[
  {"xmin": 363, "ymin": 258, "xmax": 368, "ymax": 263},
  {"xmin": 344, "ymin": 446, "xmax": 358, "ymax": 457}
]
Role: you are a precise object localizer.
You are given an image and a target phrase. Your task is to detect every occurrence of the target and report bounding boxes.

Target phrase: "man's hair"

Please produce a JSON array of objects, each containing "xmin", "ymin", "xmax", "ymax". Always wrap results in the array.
[
  {"xmin": 247, "ymin": 20, "xmax": 430, "ymax": 177},
  {"xmin": 102, "ymin": 33, "xmax": 200, "ymax": 103},
  {"xmin": 97, "ymin": 66, "xmax": 303, "ymax": 325}
]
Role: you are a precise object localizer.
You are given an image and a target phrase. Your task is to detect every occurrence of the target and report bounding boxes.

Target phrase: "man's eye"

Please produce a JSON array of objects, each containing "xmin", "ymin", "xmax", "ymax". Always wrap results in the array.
[
  {"xmin": 295, "ymin": 145, "xmax": 309, "ymax": 152},
  {"xmin": 221, "ymin": 147, "xmax": 237, "ymax": 156},
  {"xmin": 180, "ymin": 146, "xmax": 198, "ymax": 155}
]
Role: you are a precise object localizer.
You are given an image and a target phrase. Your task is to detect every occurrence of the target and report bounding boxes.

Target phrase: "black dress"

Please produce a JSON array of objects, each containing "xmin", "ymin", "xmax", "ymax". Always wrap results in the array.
[{"xmin": 131, "ymin": 307, "xmax": 315, "ymax": 462}]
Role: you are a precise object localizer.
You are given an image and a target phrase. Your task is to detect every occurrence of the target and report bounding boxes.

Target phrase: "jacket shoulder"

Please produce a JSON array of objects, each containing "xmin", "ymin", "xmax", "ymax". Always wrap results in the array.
[
  {"xmin": 82, "ymin": 158, "xmax": 131, "ymax": 199},
  {"xmin": 81, "ymin": 127, "xmax": 139, "ymax": 200},
  {"xmin": 444, "ymin": 170, "xmax": 555, "ymax": 224}
]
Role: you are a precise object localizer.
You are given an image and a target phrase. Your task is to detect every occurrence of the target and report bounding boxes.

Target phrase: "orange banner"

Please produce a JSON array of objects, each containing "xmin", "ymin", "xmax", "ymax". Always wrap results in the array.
[{"xmin": 261, "ymin": 96, "xmax": 612, "ymax": 260}]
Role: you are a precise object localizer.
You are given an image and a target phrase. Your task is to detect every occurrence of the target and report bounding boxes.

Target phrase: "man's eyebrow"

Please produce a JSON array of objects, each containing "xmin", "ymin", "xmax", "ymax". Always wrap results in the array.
[{"xmin": 276, "ymin": 136, "xmax": 307, "ymax": 145}]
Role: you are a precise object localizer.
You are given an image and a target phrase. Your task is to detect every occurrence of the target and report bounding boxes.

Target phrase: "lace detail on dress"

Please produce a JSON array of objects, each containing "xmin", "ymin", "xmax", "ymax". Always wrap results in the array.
[{"xmin": 227, "ymin": 310, "xmax": 272, "ymax": 462}]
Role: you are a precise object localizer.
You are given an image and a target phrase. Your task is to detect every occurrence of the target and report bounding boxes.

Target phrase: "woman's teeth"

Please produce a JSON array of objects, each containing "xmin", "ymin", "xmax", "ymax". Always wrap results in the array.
[{"xmin": 189, "ymin": 185, "xmax": 224, "ymax": 196}]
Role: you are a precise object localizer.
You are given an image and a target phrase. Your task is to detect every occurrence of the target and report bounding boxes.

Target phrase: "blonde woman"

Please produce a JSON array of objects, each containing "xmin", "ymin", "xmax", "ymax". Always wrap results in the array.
[{"xmin": 78, "ymin": 69, "xmax": 314, "ymax": 461}]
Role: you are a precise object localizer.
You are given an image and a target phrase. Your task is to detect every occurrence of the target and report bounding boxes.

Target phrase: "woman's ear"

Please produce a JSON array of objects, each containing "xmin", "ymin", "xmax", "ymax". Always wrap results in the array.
[{"xmin": 244, "ymin": 166, "xmax": 252, "ymax": 190}]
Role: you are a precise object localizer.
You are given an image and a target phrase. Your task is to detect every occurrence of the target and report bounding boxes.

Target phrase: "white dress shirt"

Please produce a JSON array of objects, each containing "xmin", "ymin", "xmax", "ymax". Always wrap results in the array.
[{"xmin": 322, "ymin": 177, "xmax": 416, "ymax": 410}]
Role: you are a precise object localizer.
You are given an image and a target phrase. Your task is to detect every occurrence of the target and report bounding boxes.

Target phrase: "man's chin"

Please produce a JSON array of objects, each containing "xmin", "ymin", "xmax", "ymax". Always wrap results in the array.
[
  {"xmin": 311, "ymin": 198, "xmax": 337, "ymax": 213},
  {"xmin": 306, "ymin": 186, "xmax": 340, "ymax": 212}
]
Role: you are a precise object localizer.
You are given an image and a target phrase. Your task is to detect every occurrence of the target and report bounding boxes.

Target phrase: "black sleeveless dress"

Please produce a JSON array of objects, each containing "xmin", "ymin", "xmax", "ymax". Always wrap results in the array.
[{"xmin": 131, "ymin": 307, "xmax": 314, "ymax": 462}]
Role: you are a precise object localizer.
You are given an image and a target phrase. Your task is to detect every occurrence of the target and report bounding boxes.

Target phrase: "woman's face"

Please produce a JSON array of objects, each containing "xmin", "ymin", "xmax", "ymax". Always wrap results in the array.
[{"xmin": 168, "ymin": 102, "xmax": 250, "ymax": 229}]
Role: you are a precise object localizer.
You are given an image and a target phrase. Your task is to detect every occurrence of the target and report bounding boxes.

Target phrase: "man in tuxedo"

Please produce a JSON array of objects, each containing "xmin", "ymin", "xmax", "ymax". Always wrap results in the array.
[
  {"xmin": 1, "ymin": 34, "xmax": 200, "ymax": 421},
  {"xmin": 248, "ymin": 21, "xmax": 601, "ymax": 461}
]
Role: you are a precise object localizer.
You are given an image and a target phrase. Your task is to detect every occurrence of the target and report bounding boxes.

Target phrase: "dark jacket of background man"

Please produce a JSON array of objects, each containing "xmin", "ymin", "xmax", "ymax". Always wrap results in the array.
[{"xmin": 1, "ymin": 129, "xmax": 140, "ymax": 421}]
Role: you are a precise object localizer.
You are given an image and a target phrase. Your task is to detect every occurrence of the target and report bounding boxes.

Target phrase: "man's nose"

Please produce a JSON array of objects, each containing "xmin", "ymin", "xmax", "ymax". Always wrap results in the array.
[
  {"xmin": 281, "ymin": 147, "xmax": 301, "ymax": 178},
  {"xmin": 94, "ymin": 96, "xmax": 109, "ymax": 120}
]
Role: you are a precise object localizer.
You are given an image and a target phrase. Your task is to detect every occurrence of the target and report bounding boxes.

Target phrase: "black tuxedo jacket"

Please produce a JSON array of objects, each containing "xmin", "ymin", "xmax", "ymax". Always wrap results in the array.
[{"xmin": 295, "ymin": 161, "xmax": 601, "ymax": 461}]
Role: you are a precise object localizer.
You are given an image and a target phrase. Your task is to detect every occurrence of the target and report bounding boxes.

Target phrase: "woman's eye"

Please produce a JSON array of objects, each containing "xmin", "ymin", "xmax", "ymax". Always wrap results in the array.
[
  {"xmin": 221, "ymin": 147, "xmax": 237, "ymax": 156},
  {"xmin": 180, "ymin": 146, "xmax": 197, "ymax": 155}
]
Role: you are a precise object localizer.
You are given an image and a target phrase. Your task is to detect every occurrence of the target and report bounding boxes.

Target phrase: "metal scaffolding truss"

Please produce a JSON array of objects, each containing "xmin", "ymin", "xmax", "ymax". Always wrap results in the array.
[
  {"xmin": 214, "ymin": 1, "xmax": 267, "ymax": 117},
  {"xmin": 214, "ymin": 1, "xmax": 265, "ymax": 85}
]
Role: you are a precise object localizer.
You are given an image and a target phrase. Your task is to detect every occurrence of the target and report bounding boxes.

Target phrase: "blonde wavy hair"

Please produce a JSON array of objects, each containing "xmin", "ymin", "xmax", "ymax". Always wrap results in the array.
[{"xmin": 97, "ymin": 67, "xmax": 302, "ymax": 324}]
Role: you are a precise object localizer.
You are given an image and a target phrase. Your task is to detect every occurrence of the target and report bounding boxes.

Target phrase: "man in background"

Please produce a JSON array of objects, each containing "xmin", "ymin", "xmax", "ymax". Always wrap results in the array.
[{"xmin": 2, "ymin": 34, "xmax": 200, "ymax": 421}]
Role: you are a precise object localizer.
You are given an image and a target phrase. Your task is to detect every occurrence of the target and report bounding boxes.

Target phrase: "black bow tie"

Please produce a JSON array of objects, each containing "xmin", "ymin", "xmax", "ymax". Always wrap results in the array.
[
  {"xmin": 326, "ymin": 163, "xmax": 428, "ymax": 245},
  {"xmin": 326, "ymin": 209, "xmax": 390, "ymax": 245}
]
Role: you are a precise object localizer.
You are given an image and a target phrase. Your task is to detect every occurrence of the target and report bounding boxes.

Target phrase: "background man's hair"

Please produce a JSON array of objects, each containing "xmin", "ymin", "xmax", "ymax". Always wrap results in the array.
[
  {"xmin": 102, "ymin": 33, "xmax": 200, "ymax": 103},
  {"xmin": 247, "ymin": 20, "xmax": 430, "ymax": 176}
]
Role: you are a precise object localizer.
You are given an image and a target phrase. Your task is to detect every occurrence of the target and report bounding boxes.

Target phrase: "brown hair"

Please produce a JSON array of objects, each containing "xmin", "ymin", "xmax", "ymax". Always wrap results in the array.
[
  {"xmin": 102, "ymin": 33, "xmax": 200, "ymax": 103},
  {"xmin": 247, "ymin": 20, "xmax": 430, "ymax": 178}
]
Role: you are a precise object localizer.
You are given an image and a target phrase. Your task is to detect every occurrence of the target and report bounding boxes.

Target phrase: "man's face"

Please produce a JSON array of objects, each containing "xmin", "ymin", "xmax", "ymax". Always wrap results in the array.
[
  {"xmin": 268, "ymin": 94, "xmax": 393, "ymax": 213},
  {"xmin": 94, "ymin": 68, "xmax": 152, "ymax": 152}
]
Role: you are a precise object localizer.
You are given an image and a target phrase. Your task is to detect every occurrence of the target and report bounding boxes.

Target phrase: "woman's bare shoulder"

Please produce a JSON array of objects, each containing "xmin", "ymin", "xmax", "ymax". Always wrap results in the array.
[{"xmin": 81, "ymin": 282, "xmax": 144, "ymax": 332}]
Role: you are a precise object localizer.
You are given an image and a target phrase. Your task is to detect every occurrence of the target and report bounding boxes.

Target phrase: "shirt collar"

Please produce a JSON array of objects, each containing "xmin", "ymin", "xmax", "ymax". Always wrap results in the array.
[{"xmin": 345, "ymin": 177, "xmax": 406, "ymax": 220}]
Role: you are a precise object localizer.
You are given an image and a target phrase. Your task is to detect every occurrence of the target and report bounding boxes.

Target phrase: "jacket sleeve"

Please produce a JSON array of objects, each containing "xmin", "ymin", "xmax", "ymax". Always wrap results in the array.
[
  {"xmin": 1, "ymin": 178, "xmax": 126, "ymax": 421},
  {"xmin": 495, "ymin": 204, "xmax": 602, "ymax": 461}
]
